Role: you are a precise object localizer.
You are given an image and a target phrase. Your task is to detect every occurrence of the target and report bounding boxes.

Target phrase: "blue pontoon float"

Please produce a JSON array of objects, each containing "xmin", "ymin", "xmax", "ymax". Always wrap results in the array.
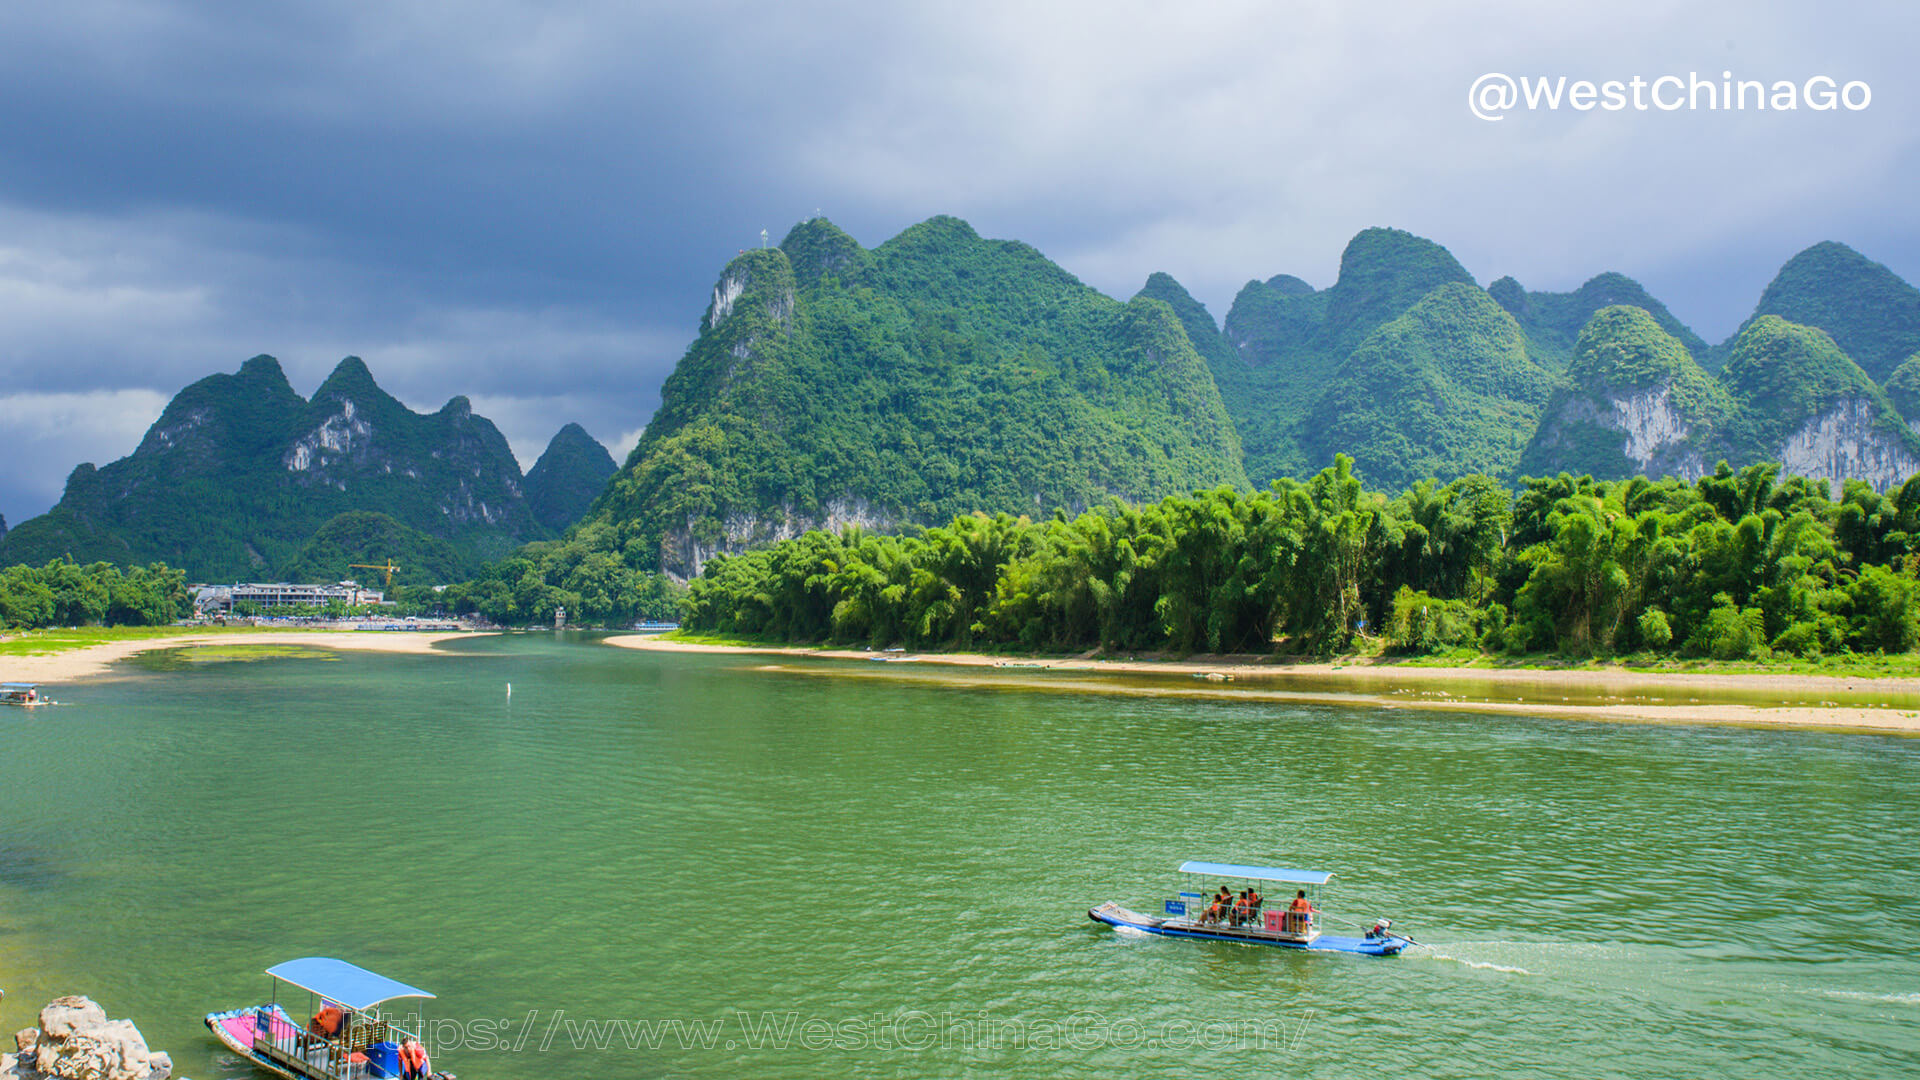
[
  {"xmin": 206, "ymin": 957, "xmax": 452, "ymax": 1079},
  {"xmin": 1090, "ymin": 860, "xmax": 1415, "ymax": 956}
]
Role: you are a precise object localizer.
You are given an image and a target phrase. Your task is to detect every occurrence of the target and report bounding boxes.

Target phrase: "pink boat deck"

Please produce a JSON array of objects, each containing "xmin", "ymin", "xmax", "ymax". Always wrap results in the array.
[{"xmin": 216, "ymin": 1005, "xmax": 298, "ymax": 1048}]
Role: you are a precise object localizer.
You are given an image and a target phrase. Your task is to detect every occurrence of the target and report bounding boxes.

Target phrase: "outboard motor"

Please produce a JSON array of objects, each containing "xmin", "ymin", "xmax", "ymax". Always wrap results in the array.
[{"xmin": 1365, "ymin": 917, "xmax": 1393, "ymax": 940}]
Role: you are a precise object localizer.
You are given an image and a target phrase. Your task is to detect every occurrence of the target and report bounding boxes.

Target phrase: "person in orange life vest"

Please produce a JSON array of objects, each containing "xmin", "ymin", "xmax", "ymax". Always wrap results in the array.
[
  {"xmin": 399, "ymin": 1037, "xmax": 431, "ymax": 1079},
  {"xmin": 1202, "ymin": 885, "xmax": 1232, "ymax": 923},
  {"xmin": 1287, "ymin": 889, "xmax": 1315, "ymax": 932}
]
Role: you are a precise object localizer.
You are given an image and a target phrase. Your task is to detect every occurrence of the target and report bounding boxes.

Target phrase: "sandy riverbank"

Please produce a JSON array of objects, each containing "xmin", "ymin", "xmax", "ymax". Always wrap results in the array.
[
  {"xmin": 1, "ymin": 630, "xmax": 485, "ymax": 684},
  {"xmin": 603, "ymin": 635, "xmax": 1920, "ymax": 734}
]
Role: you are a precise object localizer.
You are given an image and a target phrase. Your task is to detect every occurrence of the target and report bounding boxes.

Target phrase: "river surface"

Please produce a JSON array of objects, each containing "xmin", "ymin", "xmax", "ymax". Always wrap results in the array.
[{"xmin": 2, "ymin": 633, "xmax": 1916, "ymax": 1079}]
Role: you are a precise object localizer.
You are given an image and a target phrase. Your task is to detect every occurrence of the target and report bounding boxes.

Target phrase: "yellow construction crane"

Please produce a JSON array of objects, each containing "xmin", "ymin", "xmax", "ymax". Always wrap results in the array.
[{"xmin": 349, "ymin": 560, "xmax": 401, "ymax": 592}]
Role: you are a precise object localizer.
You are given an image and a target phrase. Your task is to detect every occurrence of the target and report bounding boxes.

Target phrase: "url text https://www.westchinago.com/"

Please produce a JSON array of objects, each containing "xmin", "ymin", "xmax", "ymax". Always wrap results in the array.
[
  {"xmin": 384, "ymin": 1008, "xmax": 1315, "ymax": 1054},
  {"xmin": 1468, "ymin": 71, "xmax": 1870, "ymax": 121}
]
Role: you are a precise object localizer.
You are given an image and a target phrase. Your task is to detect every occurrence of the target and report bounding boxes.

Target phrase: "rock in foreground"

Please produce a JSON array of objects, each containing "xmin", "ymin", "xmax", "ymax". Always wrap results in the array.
[{"xmin": 0, "ymin": 996, "xmax": 174, "ymax": 1080}]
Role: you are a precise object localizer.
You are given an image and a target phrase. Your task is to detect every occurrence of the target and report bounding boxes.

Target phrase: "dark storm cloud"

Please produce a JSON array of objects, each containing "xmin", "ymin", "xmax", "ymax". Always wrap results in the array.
[{"xmin": 1, "ymin": 1, "xmax": 1917, "ymax": 519}]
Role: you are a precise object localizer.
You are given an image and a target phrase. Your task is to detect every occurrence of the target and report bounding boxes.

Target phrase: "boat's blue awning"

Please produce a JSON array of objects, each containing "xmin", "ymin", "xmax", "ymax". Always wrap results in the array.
[
  {"xmin": 265, "ymin": 958, "xmax": 435, "ymax": 1011},
  {"xmin": 1, "ymin": 683, "xmax": 37, "ymax": 689},
  {"xmin": 1179, "ymin": 861, "xmax": 1334, "ymax": 886}
]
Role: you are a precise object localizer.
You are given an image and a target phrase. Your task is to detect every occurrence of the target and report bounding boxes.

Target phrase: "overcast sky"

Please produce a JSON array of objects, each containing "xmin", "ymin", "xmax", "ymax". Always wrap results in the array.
[{"xmin": 1, "ymin": 0, "xmax": 1915, "ymax": 522}]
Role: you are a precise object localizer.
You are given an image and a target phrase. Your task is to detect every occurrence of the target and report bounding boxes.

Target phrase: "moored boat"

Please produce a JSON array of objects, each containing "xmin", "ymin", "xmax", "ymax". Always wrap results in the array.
[
  {"xmin": 205, "ymin": 957, "xmax": 453, "ymax": 1079},
  {"xmin": 1090, "ymin": 860, "xmax": 1415, "ymax": 956}
]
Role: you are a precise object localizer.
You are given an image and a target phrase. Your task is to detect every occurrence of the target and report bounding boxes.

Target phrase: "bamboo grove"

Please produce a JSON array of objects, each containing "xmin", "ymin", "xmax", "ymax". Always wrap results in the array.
[{"xmin": 681, "ymin": 458, "xmax": 1920, "ymax": 660}]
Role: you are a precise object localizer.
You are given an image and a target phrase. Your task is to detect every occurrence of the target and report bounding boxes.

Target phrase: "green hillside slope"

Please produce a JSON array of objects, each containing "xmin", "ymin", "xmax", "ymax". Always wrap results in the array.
[
  {"xmin": 588, "ymin": 216, "xmax": 1249, "ymax": 577},
  {"xmin": 1303, "ymin": 283, "xmax": 1553, "ymax": 492}
]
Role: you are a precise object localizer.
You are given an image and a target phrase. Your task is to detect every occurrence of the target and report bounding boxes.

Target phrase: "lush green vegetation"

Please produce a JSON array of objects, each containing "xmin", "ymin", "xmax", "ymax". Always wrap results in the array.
[
  {"xmin": 586, "ymin": 216, "xmax": 1247, "ymax": 578},
  {"xmin": 0, "ymin": 355, "xmax": 552, "ymax": 581},
  {"xmin": 278, "ymin": 511, "xmax": 468, "ymax": 586},
  {"xmin": 1210, "ymin": 228, "xmax": 1473, "ymax": 485},
  {"xmin": 0, "ymin": 560, "xmax": 192, "ymax": 629},
  {"xmin": 432, "ymin": 520, "xmax": 684, "ymax": 626},
  {"xmin": 1303, "ymin": 283, "xmax": 1552, "ymax": 492},
  {"xmin": 1879, "ymin": 353, "xmax": 1920, "ymax": 426},
  {"xmin": 1740, "ymin": 241, "xmax": 1920, "ymax": 383},
  {"xmin": 679, "ymin": 457, "xmax": 1920, "ymax": 664}
]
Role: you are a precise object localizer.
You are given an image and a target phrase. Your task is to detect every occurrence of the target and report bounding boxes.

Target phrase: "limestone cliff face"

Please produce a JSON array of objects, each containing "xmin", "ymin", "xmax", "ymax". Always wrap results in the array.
[
  {"xmin": 1532, "ymin": 383, "xmax": 1711, "ymax": 481},
  {"xmin": 662, "ymin": 495, "xmax": 896, "ymax": 580},
  {"xmin": 1720, "ymin": 316, "xmax": 1920, "ymax": 491},
  {"xmin": 1774, "ymin": 396, "xmax": 1920, "ymax": 491},
  {"xmin": 1517, "ymin": 305, "xmax": 1732, "ymax": 481},
  {"xmin": 279, "ymin": 361, "xmax": 527, "ymax": 529}
]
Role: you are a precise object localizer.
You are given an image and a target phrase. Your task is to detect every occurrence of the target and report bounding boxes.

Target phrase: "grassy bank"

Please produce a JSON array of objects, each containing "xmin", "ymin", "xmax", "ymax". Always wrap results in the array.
[{"xmin": 0, "ymin": 624, "xmax": 371, "ymax": 659}]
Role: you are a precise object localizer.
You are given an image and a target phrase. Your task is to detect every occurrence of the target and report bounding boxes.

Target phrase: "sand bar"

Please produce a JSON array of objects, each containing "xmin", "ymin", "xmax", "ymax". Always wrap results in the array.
[
  {"xmin": 604, "ymin": 634, "xmax": 1920, "ymax": 735},
  {"xmin": 1, "ymin": 630, "xmax": 487, "ymax": 683}
]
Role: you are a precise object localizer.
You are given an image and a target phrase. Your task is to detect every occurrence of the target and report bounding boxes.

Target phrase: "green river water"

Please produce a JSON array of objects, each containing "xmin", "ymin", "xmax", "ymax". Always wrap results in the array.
[{"xmin": 1, "ymin": 633, "xmax": 1916, "ymax": 1078}]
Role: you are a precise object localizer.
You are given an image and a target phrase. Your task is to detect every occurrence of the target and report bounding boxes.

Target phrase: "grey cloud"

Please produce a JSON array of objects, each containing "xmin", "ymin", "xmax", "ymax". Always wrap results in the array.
[{"xmin": 1, "ymin": 0, "xmax": 1916, "ymax": 522}]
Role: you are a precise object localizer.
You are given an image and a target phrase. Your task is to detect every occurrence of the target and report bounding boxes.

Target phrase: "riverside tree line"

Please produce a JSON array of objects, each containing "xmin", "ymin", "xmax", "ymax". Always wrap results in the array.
[
  {"xmin": 0, "ymin": 561, "xmax": 192, "ymax": 629},
  {"xmin": 680, "ymin": 459, "xmax": 1920, "ymax": 660}
]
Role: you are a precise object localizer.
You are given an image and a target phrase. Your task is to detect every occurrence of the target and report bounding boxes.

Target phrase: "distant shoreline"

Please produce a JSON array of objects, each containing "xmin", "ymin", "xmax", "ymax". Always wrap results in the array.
[
  {"xmin": 602, "ymin": 634, "xmax": 1920, "ymax": 735},
  {"xmin": 1, "ymin": 629, "xmax": 484, "ymax": 683}
]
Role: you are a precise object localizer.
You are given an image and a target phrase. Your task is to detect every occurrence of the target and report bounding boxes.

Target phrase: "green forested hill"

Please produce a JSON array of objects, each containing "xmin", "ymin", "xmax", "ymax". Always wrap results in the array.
[
  {"xmin": 0, "ymin": 355, "xmax": 551, "ymax": 581},
  {"xmin": 1304, "ymin": 283, "xmax": 1553, "ymax": 492},
  {"xmin": 524, "ymin": 423, "xmax": 618, "ymax": 531},
  {"xmin": 1213, "ymin": 228, "xmax": 1475, "ymax": 484},
  {"xmin": 1719, "ymin": 316, "xmax": 1920, "ymax": 462},
  {"xmin": 1519, "ymin": 305, "xmax": 1734, "ymax": 481},
  {"xmin": 1134, "ymin": 271, "xmax": 1235, "ymax": 369},
  {"xmin": 278, "ymin": 510, "xmax": 467, "ymax": 586},
  {"xmin": 1736, "ymin": 241, "xmax": 1920, "ymax": 383},
  {"xmin": 586, "ymin": 215, "xmax": 1248, "ymax": 578},
  {"xmin": 1488, "ymin": 271, "xmax": 1709, "ymax": 372}
]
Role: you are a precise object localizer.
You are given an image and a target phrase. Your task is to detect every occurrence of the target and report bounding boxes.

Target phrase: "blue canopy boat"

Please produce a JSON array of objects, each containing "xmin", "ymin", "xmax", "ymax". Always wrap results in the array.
[
  {"xmin": 1090, "ymin": 861, "xmax": 1415, "ymax": 956},
  {"xmin": 205, "ymin": 957, "xmax": 453, "ymax": 1079}
]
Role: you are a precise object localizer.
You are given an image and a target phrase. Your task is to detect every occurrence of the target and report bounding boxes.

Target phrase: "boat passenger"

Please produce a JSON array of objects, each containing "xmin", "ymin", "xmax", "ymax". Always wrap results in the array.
[
  {"xmin": 1246, "ymin": 888, "xmax": 1263, "ymax": 925},
  {"xmin": 399, "ymin": 1038, "xmax": 431, "ymax": 1079},
  {"xmin": 1230, "ymin": 889, "xmax": 1253, "ymax": 927},
  {"xmin": 1287, "ymin": 889, "xmax": 1315, "ymax": 933},
  {"xmin": 1202, "ymin": 886, "xmax": 1232, "ymax": 923}
]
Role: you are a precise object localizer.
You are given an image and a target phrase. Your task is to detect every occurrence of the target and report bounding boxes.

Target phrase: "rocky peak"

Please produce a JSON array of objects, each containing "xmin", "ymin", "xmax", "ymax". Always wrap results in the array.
[{"xmin": 704, "ymin": 248, "xmax": 797, "ymax": 333}]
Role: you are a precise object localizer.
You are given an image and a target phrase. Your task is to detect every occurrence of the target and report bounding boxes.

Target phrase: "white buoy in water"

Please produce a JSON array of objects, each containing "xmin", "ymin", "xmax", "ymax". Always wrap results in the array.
[{"xmin": 506, "ymin": 683, "xmax": 512, "ymax": 698}]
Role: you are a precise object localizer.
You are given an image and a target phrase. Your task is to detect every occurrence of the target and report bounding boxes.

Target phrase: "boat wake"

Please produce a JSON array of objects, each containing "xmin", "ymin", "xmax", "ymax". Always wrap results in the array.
[
  {"xmin": 1421, "ymin": 950, "xmax": 1536, "ymax": 976},
  {"xmin": 1413, "ymin": 940, "xmax": 1627, "ymax": 976},
  {"xmin": 1817, "ymin": 988, "xmax": 1920, "ymax": 1005}
]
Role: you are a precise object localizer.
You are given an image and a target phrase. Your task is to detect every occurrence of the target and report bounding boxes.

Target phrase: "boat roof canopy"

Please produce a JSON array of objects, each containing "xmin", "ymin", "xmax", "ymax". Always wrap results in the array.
[
  {"xmin": 265, "ymin": 958, "xmax": 435, "ymax": 1011},
  {"xmin": 1, "ymin": 683, "xmax": 37, "ymax": 689},
  {"xmin": 1179, "ymin": 861, "xmax": 1335, "ymax": 886}
]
